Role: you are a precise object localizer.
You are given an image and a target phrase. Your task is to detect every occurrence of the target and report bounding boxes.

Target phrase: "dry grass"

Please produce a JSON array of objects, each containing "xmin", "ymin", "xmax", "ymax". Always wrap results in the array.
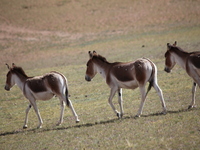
[
  {"xmin": 1, "ymin": 0, "xmax": 200, "ymax": 68},
  {"xmin": 0, "ymin": 0, "xmax": 200, "ymax": 149}
]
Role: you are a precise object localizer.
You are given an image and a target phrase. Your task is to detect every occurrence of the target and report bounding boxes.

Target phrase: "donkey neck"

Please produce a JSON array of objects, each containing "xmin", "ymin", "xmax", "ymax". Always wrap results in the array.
[
  {"xmin": 93, "ymin": 59, "xmax": 111, "ymax": 79},
  {"xmin": 171, "ymin": 48, "xmax": 189, "ymax": 70},
  {"xmin": 13, "ymin": 72, "xmax": 29, "ymax": 91}
]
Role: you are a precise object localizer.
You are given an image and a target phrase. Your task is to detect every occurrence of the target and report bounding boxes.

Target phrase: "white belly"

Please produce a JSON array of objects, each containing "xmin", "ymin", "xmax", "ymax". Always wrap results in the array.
[
  {"xmin": 117, "ymin": 80, "xmax": 138, "ymax": 89},
  {"xmin": 33, "ymin": 91, "xmax": 55, "ymax": 100}
]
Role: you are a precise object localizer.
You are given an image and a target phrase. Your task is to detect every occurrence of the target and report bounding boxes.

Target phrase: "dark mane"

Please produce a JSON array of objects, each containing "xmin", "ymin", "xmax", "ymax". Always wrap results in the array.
[
  {"xmin": 171, "ymin": 45, "xmax": 189, "ymax": 54},
  {"xmin": 93, "ymin": 54, "xmax": 109, "ymax": 63},
  {"xmin": 12, "ymin": 66, "xmax": 29, "ymax": 78}
]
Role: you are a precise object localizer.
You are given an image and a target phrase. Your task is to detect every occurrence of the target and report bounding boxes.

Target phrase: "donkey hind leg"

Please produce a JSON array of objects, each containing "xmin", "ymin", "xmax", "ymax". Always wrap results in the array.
[
  {"xmin": 23, "ymin": 104, "xmax": 32, "ymax": 129},
  {"xmin": 136, "ymin": 86, "xmax": 147, "ymax": 117},
  {"xmin": 108, "ymin": 88, "xmax": 120, "ymax": 118},
  {"xmin": 66, "ymin": 99, "xmax": 80, "ymax": 123},
  {"xmin": 56, "ymin": 99, "xmax": 66, "ymax": 126},
  {"xmin": 117, "ymin": 88, "xmax": 124, "ymax": 118},
  {"xmin": 152, "ymin": 80, "xmax": 167, "ymax": 114},
  {"xmin": 188, "ymin": 82, "xmax": 197, "ymax": 109},
  {"xmin": 64, "ymin": 88, "xmax": 79, "ymax": 123}
]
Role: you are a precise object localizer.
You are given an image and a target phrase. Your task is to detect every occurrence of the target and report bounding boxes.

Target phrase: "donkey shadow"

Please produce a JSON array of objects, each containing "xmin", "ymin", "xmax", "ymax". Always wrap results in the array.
[
  {"xmin": 0, "ymin": 107, "xmax": 199, "ymax": 136},
  {"xmin": 142, "ymin": 107, "xmax": 198, "ymax": 117}
]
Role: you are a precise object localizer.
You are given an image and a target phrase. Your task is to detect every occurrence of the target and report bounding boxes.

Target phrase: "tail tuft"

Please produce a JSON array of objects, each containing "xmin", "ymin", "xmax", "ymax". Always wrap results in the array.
[
  {"xmin": 145, "ymin": 80, "xmax": 153, "ymax": 97},
  {"xmin": 144, "ymin": 58, "xmax": 156, "ymax": 97},
  {"xmin": 65, "ymin": 88, "xmax": 70, "ymax": 107}
]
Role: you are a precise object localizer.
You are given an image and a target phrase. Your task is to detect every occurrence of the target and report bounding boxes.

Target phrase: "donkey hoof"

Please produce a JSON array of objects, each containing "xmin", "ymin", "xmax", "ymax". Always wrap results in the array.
[
  {"xmin": 135, "ymin": 114, "xmax": 140, "ymax": 118},
  {"xmin": 37, "ymin": 126, "xmax": 42, "ymax": 129},
  {"xmin": 76, "ymin": 120, "xmax": 80, "ymax": 123},
  {"xmin": 121, "ymin": 113, "xmax": 123, "ymax": 118},
  {"xmin": 188, "ymin": 105, "xmax": 195, "ymax": 109},
  {"xmin": 23, "ymin": 125, "xmax": 28, "ymax": 129},
  {"xmin": 117, "ymin": 113, "xmax": 122, "ymax": 118},
  {"xmin": 56, "ymin": 123, "xmax": 61, "ymax": 126}
]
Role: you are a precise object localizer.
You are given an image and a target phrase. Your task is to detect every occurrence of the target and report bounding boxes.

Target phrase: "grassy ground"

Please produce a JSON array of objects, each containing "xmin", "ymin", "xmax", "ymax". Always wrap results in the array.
[{"xmin": 0, "ymin": 0, "xmax": 200, "ymax": 149}]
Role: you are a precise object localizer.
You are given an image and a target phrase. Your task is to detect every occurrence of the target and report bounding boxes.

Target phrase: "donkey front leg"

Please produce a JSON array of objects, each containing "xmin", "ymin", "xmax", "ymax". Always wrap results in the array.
[
  {"xmin": 30, "ymin": 100, "xmax": 43, "ymax": 129},
  {"xmin": 117, "ymin": 88, "xmax": 124, "ymax": 118},
  {"xmin": 23, "ymin": 104, "xmax": 32, "ymax": 129}
]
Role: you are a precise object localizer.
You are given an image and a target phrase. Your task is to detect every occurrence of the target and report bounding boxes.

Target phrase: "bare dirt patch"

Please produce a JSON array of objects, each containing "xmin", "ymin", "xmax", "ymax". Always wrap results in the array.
[{"xmin": 0, "ymin": 0, "xmax": 199, "ymax": 69}]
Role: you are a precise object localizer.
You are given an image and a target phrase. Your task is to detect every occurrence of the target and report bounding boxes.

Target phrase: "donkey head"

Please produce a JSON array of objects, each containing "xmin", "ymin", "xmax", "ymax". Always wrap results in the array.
[
  {"xmin": 164, "ymin": 41, "xmax": 177, "ymax": 73},
  {"xmin": 5, "ymin": 63, "xmax": 16, "ymax": 91},
  {"xmin": 85, "ymin": 51, "xmax": 98, "ymax": 81}
]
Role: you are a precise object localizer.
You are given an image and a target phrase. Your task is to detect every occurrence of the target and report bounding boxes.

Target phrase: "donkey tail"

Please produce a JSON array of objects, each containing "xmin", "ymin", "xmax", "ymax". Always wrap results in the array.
[
  {"xmin": 65, "ymin": 87, "xmax": 70, "ymax": 107},
  {"xmin": 143, "ymin": 58, "xmax": 156, "ymax": 97},
  {"xmin": 58, "ymin": 71, "xmax": 70, "ymax": 107},
  {"xmin": 146, "ymin": 80, "xmax": 153, "ymax": 97}
]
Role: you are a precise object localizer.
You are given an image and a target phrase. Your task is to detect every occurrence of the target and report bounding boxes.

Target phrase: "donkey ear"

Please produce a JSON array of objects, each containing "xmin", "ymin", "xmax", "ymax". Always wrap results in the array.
[
  {"xmin": 173, "ymin": 41, "xmax": 177, "ymax": 46},
  {"xmin": 12, "ymin": 63, "xmax": 16, "ymax": 67},
  {"xmin": 5, "ymin": 63, "xmax": 10, "ymax": 69},
  {"xmin": 167, "ymin": 43, "xmax": 171, "ymax": 50},
  {"xmin": 88, "ymin": 51, "xmax": 93, "ymax": 58},
  {"xmin": 92, "ymin": 50, "xmax": 98, "ymax": 57}
]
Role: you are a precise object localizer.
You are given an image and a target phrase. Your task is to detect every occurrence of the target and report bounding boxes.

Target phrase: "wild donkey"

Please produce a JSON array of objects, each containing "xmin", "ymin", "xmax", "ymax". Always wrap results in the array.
[
  {"xmin": 85, "ymin": 51, "xmax": 167, "ymax": 118},
  {"xmin": 164, "ymin": 41, "xmax": 200, "ymax": 109},
  {"xmin": 5, "ymin": 63, "xmax": 79, "ymax": 129}
]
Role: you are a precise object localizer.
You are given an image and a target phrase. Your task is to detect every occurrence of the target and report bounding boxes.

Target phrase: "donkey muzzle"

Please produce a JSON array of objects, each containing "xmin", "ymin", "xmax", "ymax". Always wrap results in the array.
[
  {"xmin": 4, "ymin": 85, "xmax": 10, "ymax": 91},
  {"xmin": 85, "ymin": 75, "xmax": 91, "ymax": 82},
  {"xmin": 164, "ymin": 67, "xmax": 171, "ymax": 73}
]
